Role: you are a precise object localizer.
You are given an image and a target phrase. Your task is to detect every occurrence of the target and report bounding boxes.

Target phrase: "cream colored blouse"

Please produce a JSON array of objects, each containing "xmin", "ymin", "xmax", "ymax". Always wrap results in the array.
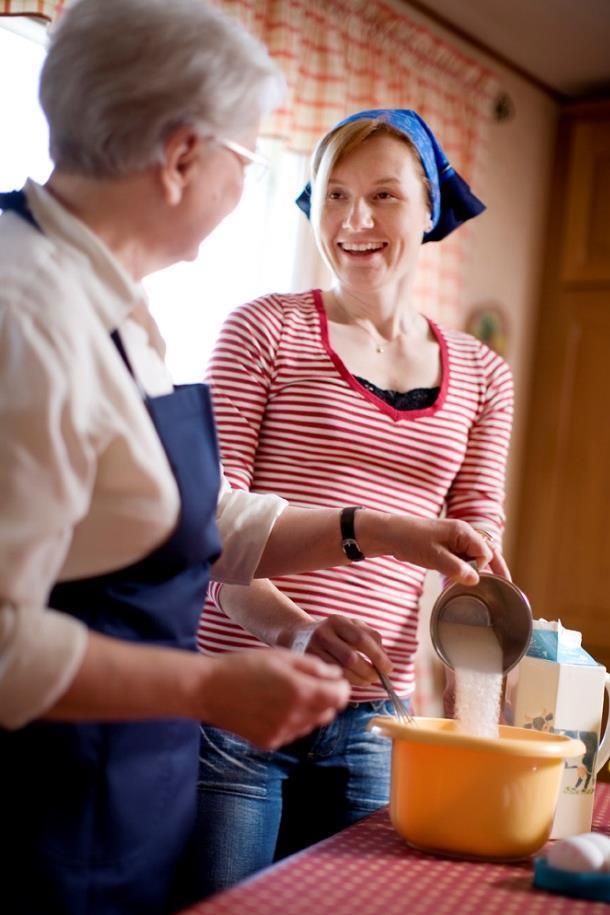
[{"xmin": 0, "ymin": 180, "xmax": 286, "ymax": 728}]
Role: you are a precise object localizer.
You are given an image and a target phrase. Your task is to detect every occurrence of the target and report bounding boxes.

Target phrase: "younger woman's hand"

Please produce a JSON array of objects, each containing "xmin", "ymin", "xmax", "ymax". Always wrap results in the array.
[
  {"xmin": 290, "ymin": 615, "xmax": 392, "ymax": 686},
  {"xmin": 474, "ymin": 530, "xmax": 511, "ymax": 579},
  {"xmin": 366, "ymin": 515, "xmax": 493, "ymax": 585}
]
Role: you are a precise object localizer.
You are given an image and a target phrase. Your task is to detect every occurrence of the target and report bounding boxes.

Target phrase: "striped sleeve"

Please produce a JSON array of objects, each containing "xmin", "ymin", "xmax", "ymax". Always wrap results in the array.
[
  {"xmin": 444, "ymin": 342, "xmax": 513, "ymax": 543},
  {"xmin": 206, "ymin": 296, "xmax": 284, "ymax": 605},
  {"xmin": 206, "ymin": 296, "xmax": 284, "ymax": 492}
]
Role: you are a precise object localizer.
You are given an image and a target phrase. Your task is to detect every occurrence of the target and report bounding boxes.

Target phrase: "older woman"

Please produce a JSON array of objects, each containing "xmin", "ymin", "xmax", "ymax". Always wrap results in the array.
[
  {"xmin": 196, "ymin": 109, "xmax": 513, "ymax": 892},
  {"xmin": 0, "ymin": 4, "xmax": 493, "ymax": 913}
]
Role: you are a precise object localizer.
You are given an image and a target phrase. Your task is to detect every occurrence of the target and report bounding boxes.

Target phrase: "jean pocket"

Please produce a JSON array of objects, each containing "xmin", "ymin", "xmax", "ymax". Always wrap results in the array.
[
  {"xmin": 198, "ymin": 725, "xmax": 275, "ymax": 797},
  {"xmin": 369, "ymin": 699, "xmax": 396, "ymax": 715}
]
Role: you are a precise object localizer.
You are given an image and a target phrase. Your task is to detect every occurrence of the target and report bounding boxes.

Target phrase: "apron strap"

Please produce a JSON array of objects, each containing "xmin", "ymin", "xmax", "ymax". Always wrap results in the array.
[
  {"xmin": 0, "ymin": 188, "xmax": 41, "ymax": 231},
  {"xmin": 110, "ymin": 329, "xmax": 136, "ymax": 376},
  {"xmin": 109, "ymin": 329, "xmax": 149, "ymax": 400}
]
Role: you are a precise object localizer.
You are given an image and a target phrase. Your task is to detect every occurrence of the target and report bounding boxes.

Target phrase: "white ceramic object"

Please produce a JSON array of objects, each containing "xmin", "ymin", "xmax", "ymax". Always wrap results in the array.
[{"xmin": 546, "ymin": 833, "xmax": 610, "ymax": 873}]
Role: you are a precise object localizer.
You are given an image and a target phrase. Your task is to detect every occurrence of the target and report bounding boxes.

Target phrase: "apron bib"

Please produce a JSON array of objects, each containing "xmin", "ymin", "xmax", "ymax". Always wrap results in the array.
[{"xmin": 0, "ymin": 189, "xmax": 222, "ymax": 915}]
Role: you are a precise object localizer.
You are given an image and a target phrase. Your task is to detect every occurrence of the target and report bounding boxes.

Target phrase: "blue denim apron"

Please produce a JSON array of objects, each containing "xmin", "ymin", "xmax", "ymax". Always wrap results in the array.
[{"xmin": 0, "ymin": 189, "xmax": 222, "ymax": 915}]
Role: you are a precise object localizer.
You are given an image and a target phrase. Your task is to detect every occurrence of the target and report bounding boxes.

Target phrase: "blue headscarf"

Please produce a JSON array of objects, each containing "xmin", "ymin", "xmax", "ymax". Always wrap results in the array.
[{"xmin": 295, "ymin": 108, "xmax": 485, "ymax": 243}]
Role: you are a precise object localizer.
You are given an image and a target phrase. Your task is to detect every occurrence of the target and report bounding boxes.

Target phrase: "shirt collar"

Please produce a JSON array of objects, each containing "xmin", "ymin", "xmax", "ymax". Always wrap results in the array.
[{"xmin": 23, "ymin": 178, "xmax": 160, "ymax": 348}]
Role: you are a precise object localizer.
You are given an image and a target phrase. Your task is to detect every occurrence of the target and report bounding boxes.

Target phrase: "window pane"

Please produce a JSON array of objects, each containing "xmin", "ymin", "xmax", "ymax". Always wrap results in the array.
[
  {"xmin": 146, "ymin": 139, "xmax": 311, "ymax": 383},
  {"xmin": 0, "ymin": 24, "xmax": 314, "ymax": 383},
  {"xmin": 0, "ymin": 22, "xmax": 51, "ymax": 186}
]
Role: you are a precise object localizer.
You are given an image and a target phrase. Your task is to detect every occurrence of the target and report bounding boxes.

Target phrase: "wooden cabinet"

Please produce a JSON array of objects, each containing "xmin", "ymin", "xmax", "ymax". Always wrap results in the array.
[{"xmin": 514, "ymin": 101, "xmax": 610, "ymax": 674}]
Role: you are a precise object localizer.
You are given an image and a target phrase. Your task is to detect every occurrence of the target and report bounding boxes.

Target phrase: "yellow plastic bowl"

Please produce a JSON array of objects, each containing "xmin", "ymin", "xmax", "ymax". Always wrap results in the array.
[{"xmin": 370, "ymin": 716, "xmax": 586, "ymax": 861}]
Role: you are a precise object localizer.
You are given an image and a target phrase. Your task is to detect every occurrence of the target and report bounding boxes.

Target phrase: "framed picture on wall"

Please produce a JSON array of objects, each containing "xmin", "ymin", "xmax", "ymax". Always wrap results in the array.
[{"xmin": 465, "ymin": 302, "xmax": 509, "ymax": 358}]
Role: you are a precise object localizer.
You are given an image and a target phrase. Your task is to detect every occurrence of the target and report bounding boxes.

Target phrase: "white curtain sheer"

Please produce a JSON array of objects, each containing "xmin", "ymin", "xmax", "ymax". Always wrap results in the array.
[{"xmin": 146, "ymin": 139, "xmax": 322, "ymax": 383}]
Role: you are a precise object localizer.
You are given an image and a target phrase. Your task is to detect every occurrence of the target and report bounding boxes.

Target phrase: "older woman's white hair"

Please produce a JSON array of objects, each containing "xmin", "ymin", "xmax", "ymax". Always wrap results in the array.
[{"xmin": 40, "ymin": 0, "xmax": 284, "ymax": 178}]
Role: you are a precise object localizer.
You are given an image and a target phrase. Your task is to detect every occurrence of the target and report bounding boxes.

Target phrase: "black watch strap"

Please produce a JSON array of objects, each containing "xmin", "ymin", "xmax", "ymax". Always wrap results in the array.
[{"xmin": 340, "ymin": 505, "xmax": 365, "ymax": 562}]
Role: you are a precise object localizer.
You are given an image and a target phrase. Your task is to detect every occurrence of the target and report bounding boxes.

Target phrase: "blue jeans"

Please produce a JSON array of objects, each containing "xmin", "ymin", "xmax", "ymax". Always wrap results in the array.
[{"xmin": 194, "ymin": 699, "xmax": 395, "ymax": 897}]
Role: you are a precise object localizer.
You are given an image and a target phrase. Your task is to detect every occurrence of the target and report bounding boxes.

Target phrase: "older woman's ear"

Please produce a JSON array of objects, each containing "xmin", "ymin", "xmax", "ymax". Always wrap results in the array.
[{"xmin": 159, "ymin": 126, "xmax": 202, "ymax": 206}]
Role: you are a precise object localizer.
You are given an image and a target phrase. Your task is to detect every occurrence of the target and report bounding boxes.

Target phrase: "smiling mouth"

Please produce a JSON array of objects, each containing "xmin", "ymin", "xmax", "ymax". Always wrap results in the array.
[{"xmin": 338, "ymin": 241, "xmax": 387, "ymax": 256}]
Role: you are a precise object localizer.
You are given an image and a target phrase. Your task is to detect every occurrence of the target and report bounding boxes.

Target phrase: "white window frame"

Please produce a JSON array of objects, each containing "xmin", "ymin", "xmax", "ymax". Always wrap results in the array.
[{"xmin": 0, "ymin": 18, "xmax": 327, "ymax": 381}]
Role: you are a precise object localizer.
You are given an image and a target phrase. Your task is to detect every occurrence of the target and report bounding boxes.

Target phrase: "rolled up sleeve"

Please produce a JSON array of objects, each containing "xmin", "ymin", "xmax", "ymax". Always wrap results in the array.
[
  {"xmin": 211, "ymin": 469, "xmax": 287, "ymax": 585},
  {"xmin": 0, "ymin": 604, "xmax": 88, "ymax": 729}
]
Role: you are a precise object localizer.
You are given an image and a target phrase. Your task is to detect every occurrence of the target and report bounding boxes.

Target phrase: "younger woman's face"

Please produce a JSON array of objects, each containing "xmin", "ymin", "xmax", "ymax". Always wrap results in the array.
[{"xmin": 318, "ymin": 133, "xmax": 431, "ymax": 295}]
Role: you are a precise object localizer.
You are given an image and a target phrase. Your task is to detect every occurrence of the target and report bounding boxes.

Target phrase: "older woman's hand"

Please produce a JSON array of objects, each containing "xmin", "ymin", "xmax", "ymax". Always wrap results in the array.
[
  {"xmin": 359, "ymin": 514, "xmax": 494, "ymax": 586},
  {"xmin": 289, "ymin": 615, "xmax": 392, "ymax": 686},
  {"xmin": 197, "ymin": 649, "xmax": 351, "ymax": 750}
]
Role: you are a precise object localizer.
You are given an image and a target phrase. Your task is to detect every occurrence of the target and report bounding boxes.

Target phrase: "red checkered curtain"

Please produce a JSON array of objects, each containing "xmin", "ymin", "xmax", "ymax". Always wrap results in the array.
[
  {"xmin": 215, "ymin": 0, "xmax": 499, "ymax": 325},
  {"xmin": 0, "ymin": 1, "xmax": 63, "ymax": 17},
  {"xmin": 2, "ymin": 0, "xmax": 499, "ymax": 324}
]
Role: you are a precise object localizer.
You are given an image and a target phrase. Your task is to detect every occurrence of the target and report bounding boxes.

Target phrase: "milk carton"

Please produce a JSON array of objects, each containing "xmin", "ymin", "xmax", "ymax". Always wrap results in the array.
[{"xmin": 511, "ymin": 619, "xmax": 610, "ymax": 838}]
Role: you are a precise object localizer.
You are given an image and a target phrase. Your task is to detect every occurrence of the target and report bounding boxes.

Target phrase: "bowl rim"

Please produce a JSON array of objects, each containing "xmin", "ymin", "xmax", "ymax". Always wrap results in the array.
[{"xmin": 369, "ymin": 715, "xmax": 586, "ymax": 759}]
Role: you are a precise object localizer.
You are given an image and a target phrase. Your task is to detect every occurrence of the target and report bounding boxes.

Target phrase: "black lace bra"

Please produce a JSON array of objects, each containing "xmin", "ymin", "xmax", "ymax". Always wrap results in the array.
[{"xmin": 354, "ymin": 377, "xmax": 440, "ymax": 411}]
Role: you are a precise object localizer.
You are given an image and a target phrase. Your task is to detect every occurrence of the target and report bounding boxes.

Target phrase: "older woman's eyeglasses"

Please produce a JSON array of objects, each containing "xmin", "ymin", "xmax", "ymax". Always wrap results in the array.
[{"xmin": 215, "ymin": 137, "xmax": 269, "ymax": 183}]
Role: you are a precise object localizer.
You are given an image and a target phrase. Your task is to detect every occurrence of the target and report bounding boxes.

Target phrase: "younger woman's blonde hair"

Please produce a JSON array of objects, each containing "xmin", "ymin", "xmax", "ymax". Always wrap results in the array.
[{"xmin": 309, "ymin": 118, "xmax": 432, "ymax": 262}]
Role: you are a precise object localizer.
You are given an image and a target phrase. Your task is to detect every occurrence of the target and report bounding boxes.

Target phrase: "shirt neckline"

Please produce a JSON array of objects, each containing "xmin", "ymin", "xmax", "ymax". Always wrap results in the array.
[
  {"xmin": 24, "ymin": 178, "xmax": 166, "ymax": 360},
  {"xmin": 313, "ymin": 288, "xmax": 450, "ymax": 422},
  {"xmin": 24, "ymin": 179, "xmax": 146, "ymax": 329}
]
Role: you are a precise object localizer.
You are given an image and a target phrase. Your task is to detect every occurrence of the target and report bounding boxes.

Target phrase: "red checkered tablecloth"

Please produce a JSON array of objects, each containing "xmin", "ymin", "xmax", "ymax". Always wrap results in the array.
[{"xmin": 179, "ymin": 783, "xmax": 610, "ymax": 914}]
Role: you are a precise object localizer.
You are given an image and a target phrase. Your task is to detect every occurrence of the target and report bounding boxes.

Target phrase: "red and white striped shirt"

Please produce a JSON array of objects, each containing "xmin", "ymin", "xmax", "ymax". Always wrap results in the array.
[{"xmin": 197, "ymin": 289, "xmax": 513, "ymax": 700}]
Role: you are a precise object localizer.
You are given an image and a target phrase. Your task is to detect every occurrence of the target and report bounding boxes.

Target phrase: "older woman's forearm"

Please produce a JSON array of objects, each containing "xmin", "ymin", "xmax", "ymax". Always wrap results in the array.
[
  {"xmin": 254, "ymin": 507, "xmax": 352, "ymax": 577},
  {"xmin": 39, "ymin": 629, "xmax": 351, "ymax": 749},
  {"xmin": 41, "ymin": 631, "xmax": 208, "ymax": 722},
  {"xmin": 256, "ymin": 506, "xmax": 492, "ymax": 585}
]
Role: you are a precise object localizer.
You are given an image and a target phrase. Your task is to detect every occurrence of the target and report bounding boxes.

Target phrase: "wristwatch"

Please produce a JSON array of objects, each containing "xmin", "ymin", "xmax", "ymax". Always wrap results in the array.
[{"xmin": 340, "ymin": 505, "xmax": 366, "ymax": 562}]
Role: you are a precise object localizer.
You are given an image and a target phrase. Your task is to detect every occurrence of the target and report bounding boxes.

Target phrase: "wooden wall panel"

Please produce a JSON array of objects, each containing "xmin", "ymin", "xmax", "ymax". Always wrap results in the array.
[
  {"xmin": 515, "ymin": 102, "xmax": 610, "ymax": 674},
  {"xmin": 562, "ymin": 121, "xmax": 610, "ymax": 283}
]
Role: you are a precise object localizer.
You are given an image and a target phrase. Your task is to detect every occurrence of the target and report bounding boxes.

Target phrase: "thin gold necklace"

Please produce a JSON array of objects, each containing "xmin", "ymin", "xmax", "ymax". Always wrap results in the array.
[{"xmin": 330, "ymin": 292, "xmax": 412, "ymax": 354}]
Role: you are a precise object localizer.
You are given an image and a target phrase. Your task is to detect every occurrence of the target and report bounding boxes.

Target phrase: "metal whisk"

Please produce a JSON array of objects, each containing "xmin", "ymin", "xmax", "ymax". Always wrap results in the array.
[{"xmin": 373, "ymin": 664, "xmax": 416, "ymax": 726}]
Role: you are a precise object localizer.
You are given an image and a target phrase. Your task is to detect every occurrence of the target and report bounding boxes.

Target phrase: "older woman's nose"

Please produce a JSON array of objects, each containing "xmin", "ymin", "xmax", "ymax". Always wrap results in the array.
[{"xmin": 342, "ymin": 197, "xmax": 374, "ymax": 230}]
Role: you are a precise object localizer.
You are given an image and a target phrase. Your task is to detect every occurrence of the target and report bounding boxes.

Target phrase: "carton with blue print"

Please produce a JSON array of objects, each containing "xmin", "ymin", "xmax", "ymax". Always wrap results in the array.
[{"xmin": 511, "ymin": 619, "xmax": 610, "ymax": 838}]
